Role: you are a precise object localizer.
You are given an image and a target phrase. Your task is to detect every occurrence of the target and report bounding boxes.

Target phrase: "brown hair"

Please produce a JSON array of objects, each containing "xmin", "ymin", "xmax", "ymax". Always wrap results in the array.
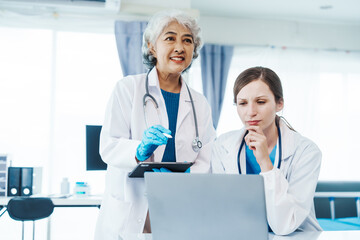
[
  {"xmin": 233, "ymin": 66, "xmax": 295, "ymax": 131},
  {"xmin": 233, "ymin": 66, "xmax": 283, "ymax": 104}
]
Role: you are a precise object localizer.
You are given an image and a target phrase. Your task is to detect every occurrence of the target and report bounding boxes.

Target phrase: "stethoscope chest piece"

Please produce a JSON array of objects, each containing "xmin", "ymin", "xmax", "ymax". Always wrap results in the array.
[{"xmin": 192, "ymin": 138, "xmax": 202, "ymax": 152}]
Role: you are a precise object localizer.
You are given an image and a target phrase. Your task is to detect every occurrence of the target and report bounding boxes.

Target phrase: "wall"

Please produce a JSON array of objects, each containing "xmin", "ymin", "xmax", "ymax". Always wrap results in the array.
[
  {"xmin": 0, "ymin": 9, "xmax": 359, "ymax": 51},
  {"xmin": 199, "ymin": 16, "xmax": 360, "ymax": 51}
]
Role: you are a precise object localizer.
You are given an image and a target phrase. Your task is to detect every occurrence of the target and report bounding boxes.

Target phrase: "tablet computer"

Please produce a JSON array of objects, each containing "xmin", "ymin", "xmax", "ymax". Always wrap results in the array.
[{"xmin": 128, "ymin": 162, "xmax": 193, "ymax": 178}]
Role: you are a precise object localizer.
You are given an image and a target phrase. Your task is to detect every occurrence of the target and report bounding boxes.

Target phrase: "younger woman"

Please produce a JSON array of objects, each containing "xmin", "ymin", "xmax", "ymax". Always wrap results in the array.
[{"xmin": 211, "ymin": 67, "xmax": 322, "ymax": 235}]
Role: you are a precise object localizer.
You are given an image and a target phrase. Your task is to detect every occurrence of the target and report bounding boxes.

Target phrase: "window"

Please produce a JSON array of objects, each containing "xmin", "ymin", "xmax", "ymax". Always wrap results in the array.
[
  {"xmin": 215, "ymin": 46, "xmax": 360, "ymax": 180},
  {"xmin": 0, "ymin": 26, "xmax": 121, "ymax": 240}
]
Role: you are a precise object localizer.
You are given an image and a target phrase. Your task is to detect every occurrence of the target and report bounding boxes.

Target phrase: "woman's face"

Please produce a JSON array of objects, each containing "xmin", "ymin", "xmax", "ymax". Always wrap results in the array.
[
  {"xmin": 236, "ymin": 79, "xmax": 283, "ymax": 132},
  {"xmin": 148, "ymin": 21, "xmax": 194, "ymax": 75}
]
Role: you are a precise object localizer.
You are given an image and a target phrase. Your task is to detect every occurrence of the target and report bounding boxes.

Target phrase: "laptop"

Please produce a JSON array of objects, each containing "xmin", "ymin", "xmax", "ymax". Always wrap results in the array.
[{"xmin": 145, "ymin": 173, "xmax": 268, "ymax": 240}]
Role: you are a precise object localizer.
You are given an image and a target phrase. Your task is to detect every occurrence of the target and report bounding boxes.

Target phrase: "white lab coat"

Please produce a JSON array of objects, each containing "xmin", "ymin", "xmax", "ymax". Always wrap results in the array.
[
  {"xmin": 211, "ymin": 119, "xmax": 322, "ymax": 235},
  {"xmin": 95, "ymin": 68, "xmax": 216, "ymax": 239}
]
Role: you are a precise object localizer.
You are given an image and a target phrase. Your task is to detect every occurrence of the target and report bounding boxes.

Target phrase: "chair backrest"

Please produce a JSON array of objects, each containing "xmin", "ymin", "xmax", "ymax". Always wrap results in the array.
[
  {"xmin": 7, "ymin": 197, "xmax": 54, "ymax": 221},
  {"xmin": 314, "ymin": 181, "xmax": 360, "ymax": 218}
]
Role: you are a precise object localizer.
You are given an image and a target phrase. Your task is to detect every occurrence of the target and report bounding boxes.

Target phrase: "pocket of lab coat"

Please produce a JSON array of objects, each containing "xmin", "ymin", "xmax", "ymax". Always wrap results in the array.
[{"xmin": 100, "ymin": 195, "xmax": 132, "ymax": 236}]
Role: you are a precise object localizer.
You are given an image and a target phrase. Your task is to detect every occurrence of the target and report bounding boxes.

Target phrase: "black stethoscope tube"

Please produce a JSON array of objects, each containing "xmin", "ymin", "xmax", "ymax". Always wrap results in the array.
[
  {"xmin": 143, "ymin": 69, "xmax": 202, "ymax": 152},
  {"xmin": 237, "ymin": 123, "xmax": 282, "ymax": 174}
]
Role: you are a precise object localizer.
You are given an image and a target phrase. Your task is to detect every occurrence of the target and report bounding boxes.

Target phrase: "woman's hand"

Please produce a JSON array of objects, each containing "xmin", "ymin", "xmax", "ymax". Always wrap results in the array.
[
  {"xmin": 135, "ymin": 125, "xmax": 171, "ymax": 161},
  {"xmin": 244, "ymin": 125, "xmax": 273, "ymax": 172}
]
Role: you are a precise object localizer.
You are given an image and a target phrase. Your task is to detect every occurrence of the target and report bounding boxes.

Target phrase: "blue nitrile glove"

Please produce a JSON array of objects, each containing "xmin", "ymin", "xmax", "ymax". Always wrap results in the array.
[
  {"xmin": 152, "ymin": 167, "xmax": 190, "ymax": 173},
  {"xmin": 184, "ymin": 161, "xmax": 190, "ymax": 173},
  {"xmin": 152, "ymin": 167, "xmax": 172, "ymax": 172},
  {"xmin": 136, "ymin": 125, "xmax": 171, "ymax": 161}
]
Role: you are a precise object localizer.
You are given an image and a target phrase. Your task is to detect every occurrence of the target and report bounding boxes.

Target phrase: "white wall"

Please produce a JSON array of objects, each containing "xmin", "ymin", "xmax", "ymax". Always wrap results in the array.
[
  {"xmin": 199, "ymin": 16, "xmax": 360, "ymax": 51},
  {"xmin": 1, "ymin": 8, "xmax": 359, "ymax": 51}
]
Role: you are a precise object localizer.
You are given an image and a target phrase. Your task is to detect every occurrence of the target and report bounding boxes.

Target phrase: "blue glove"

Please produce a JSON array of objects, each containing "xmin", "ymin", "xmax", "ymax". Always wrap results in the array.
[
  {"xmin": 184, "ymin": 161, "xmax": 190, "ymax": 173},
  {"xmin": 152, "ymin": 167, "xmax": 172, "ymax": 172},
  {"xmin": 152, "ymin": 167, "xmax": 190, "ymax": 173},
  {"xmin": 136, "ymin": 125, "xmax": 171, "ymax": 161}
]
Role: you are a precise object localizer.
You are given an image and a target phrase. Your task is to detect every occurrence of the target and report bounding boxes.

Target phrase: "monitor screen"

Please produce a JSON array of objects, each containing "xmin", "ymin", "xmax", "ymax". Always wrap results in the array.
[{"xmin": 86, "ymin": 125, "xmax": 107, "ymax": 171}]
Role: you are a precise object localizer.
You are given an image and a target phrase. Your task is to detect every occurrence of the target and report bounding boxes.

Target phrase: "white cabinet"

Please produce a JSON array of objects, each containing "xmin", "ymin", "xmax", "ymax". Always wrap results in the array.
[{"xmin": 0, "ymin": 155, "xmax": 7, "ymax": 196}]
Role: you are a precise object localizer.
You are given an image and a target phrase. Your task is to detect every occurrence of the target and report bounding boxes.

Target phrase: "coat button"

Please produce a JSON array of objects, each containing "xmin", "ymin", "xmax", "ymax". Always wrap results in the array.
[{"xmin": 138, "ymin": 218, "xmax": 142, "ymax": 223}]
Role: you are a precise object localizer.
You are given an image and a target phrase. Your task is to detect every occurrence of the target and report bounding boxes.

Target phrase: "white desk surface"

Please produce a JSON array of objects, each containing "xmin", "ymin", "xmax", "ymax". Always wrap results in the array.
[
  {"xmin": 269, "ymin": 230, "xmax": 360, "ymax": 240},
  {"xmin": 0, "ymin": 195, "xmax": 102, "ymax": 207},
  {"xmin": 119, "ymin": 231, "xmax": 360, "ymax": 240}
]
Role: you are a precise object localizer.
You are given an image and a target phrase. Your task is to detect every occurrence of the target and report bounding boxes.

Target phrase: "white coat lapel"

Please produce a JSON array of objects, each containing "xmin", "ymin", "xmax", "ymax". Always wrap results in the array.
[
  {"xmin": 176, "ymin": 78, "xmax": 192, "ymax": 130},
  {"xmin": 221, "ymin": 146, "xmax": 240, "ymax": 174},
  {"xmin": 147, "ymin": 68, "xmax": 168, "ymax": 129},
  {"xmin": 221, "ymin": 131, "xmax": 245, "ymax": 174},
  {"xmin": 279, "ymin": 119, "xmax": 295, "ymax": 162},
  {"xmin": 147, "ymin": 68, "xmax": 167, "ymax": 162}
]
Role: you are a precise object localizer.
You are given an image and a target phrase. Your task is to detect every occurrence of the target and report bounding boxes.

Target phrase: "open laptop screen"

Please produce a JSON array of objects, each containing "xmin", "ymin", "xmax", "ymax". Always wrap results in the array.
[{"xmin": 145, "ymin": 173, "xmax": 268, "ymax": 240}]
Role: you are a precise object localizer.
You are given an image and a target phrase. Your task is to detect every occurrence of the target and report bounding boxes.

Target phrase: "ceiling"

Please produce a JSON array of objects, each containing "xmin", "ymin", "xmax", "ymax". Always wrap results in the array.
[
  {"xmin": 0, "ymin": 0, "xmax": 359, "ymax": 26},
  {"xmin": 191, "ymin": 0, "xmax": 360, "ymax": 24}
]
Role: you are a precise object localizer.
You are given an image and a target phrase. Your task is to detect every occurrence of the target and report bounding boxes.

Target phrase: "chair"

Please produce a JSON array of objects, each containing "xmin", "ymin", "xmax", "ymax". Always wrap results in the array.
[{"xmin": 7, "ymin": 197, "xmax": 54, "ymax": 240}]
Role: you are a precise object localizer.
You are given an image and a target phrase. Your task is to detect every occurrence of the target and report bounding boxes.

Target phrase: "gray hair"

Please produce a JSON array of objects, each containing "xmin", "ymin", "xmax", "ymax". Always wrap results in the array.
[{"xmin": 142, "ymin": 9, "xmax": 202, "ymax": 69}]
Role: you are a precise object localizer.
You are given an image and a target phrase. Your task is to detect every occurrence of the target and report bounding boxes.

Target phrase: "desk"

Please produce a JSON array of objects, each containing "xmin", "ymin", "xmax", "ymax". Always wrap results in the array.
[
  {"xmin": 2, "ymin": 197, "xmax": 360, "ymax": 240},
  {"xmin": 0, "ymin": 196, "xmax": 102, "ymax": 217},
  {"xmin": 0, "ymin": 195, "xmax": 102, "ymax": 208},
  {"xmin": 46, "ymin": 196, "xmax": 102, "ymax": 207},
  {"xmin": 0, "ymin": 195, "xmax": 102, "ymax": 218},
  {"xmin": 0, "ymin": 196, "xmax": 102, "ymax": 240},
  {"xmin": 269, "ymin": 230, "xmax": 360, "ymax": 240},
  {"xmin": 118, "ymin": 231, "xmax": 360, "ymax": 240}
]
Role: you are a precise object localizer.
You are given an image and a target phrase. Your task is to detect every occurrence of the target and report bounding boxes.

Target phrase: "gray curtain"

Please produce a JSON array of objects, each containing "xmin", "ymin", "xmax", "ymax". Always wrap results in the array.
[
  {"xmin": 200, "ymin": 44, "xmax": 234, "ymax": 129},
  {"xmin": 114, "ymin": 21, "xmax": 147, "ymax": 76}
]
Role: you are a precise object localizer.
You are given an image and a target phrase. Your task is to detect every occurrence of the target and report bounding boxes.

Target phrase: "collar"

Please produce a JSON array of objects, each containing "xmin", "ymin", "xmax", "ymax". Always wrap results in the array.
[
  {"xmin": 277, "ymin": 119, "xmax": 296, "ymax": 161},
  {"xmin": 148, "ymin": 67, "xmax": 185, "ymax": 90},
  {"xmin": 147, "ymin": 67, "xmax": 193, "ymax": 128},
  {"xmin": 148, "ymin": 67, "xmax": 192, "ymax": 102},
  {"xmin": 148, "ymin": 67, "xmax": 160, "ymax": 87}
]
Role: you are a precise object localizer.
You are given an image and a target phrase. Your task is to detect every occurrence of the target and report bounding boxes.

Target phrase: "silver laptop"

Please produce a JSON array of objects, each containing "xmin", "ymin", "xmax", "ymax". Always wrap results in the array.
[{"xmin": 145, "ymin": 173, "xmax": 268, "ymax": 240}]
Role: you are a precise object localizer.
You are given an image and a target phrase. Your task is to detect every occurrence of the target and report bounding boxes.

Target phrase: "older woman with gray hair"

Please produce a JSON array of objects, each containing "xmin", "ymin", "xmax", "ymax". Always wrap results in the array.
[{"xmin": 95, "ymin": 10, "xmax": 216, "ymax": 239}]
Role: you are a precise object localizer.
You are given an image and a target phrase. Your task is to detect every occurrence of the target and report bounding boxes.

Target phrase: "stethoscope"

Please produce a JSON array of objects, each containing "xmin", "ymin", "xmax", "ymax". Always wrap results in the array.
[
  {"xmin": 237, "ymin": 122, "xmax": 282, "ymax": 174},
  {"xmin": 143, "ymin": 69, "xmax": 202, "ymax": 152}
]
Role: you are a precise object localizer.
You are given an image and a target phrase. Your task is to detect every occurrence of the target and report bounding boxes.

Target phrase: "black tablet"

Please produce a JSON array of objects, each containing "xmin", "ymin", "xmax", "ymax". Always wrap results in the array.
[{"xmin": 128, "ymin": 162, "xmax": 193, "ymax": 178}]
